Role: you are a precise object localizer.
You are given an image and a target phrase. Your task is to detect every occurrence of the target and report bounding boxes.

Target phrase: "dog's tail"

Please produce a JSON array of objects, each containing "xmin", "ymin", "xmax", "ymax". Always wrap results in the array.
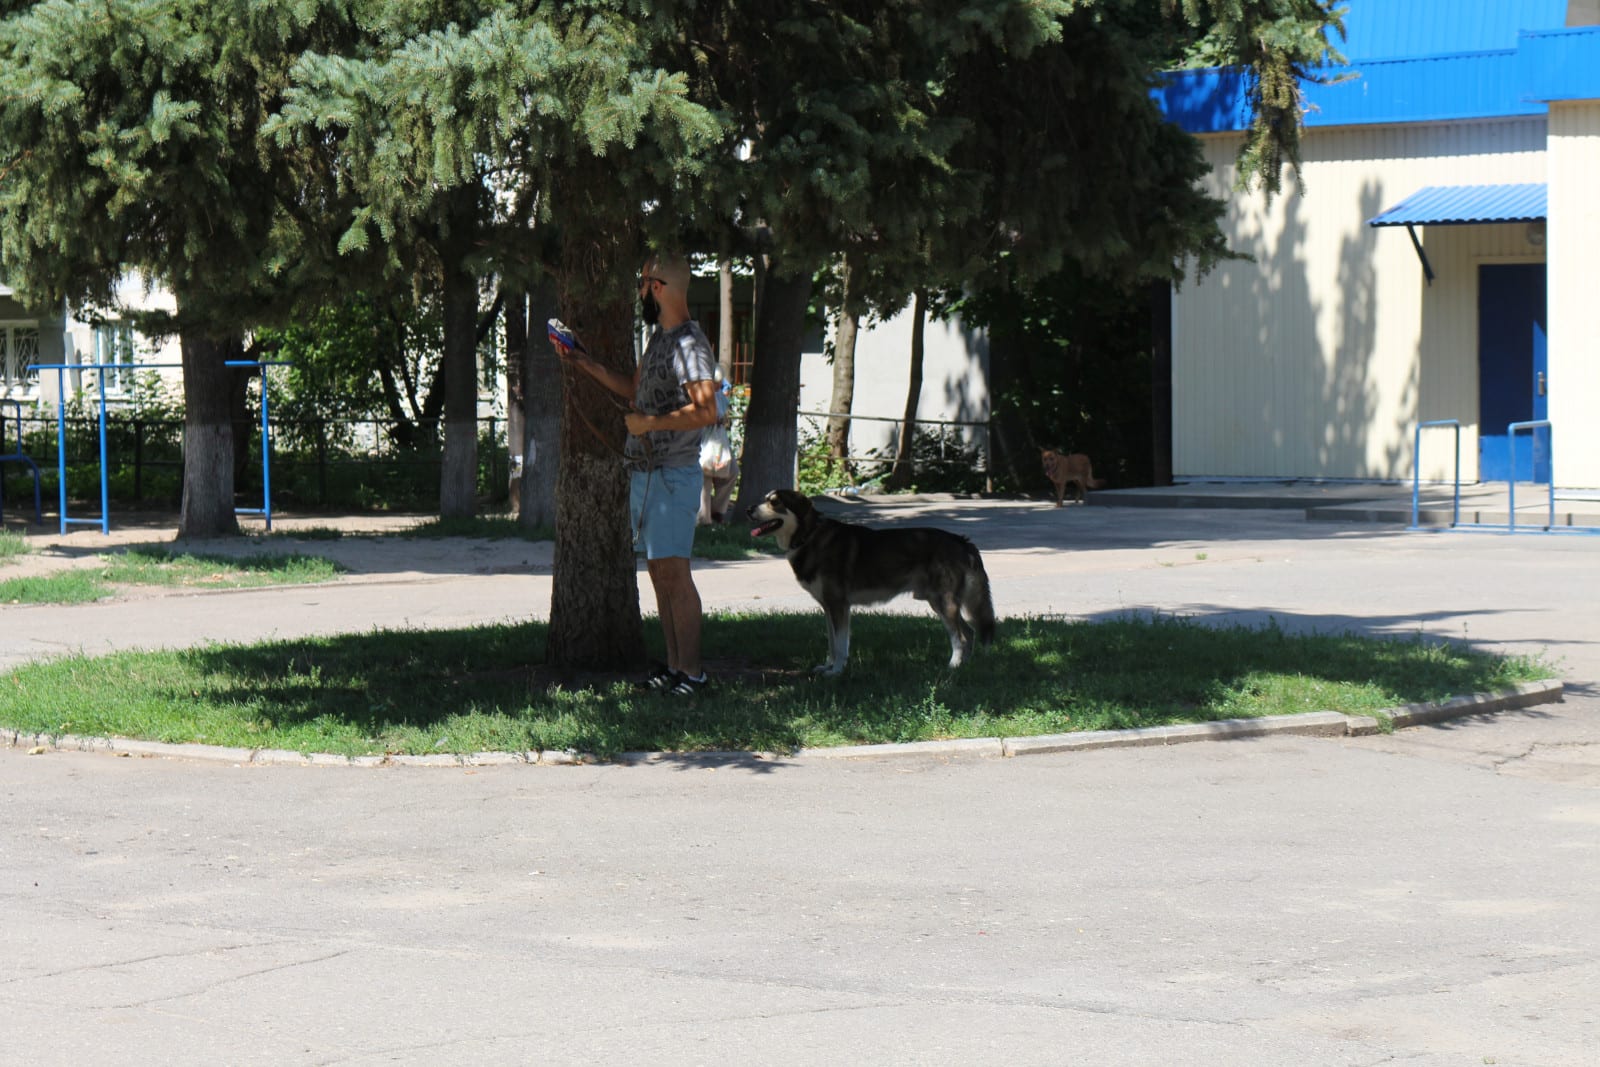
[{"xmin": 962, "ymin": 541, "xmax": 997, "ymax": 646}]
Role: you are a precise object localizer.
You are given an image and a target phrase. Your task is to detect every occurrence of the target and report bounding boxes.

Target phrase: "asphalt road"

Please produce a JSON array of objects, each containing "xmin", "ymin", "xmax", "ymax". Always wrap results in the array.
[{"xmin": 2, "ymin": 498, "xmax": 1597, "ymax": 1065}]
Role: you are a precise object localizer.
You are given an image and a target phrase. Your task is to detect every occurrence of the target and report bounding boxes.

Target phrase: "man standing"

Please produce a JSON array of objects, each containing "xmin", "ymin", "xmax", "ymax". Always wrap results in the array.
[{"xmin": 554, "ymin": 254, "xmax": 720, "ymax": 695}]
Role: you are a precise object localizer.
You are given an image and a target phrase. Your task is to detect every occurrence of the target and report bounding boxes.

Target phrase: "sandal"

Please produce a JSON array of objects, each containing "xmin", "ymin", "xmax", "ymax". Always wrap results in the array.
[
  {"xmin": 638, "ymin": 662, "xmax": 681, "ymax": 692},
  {"xmin": 666, "ymin": 672, "xmax": 710, "ymax": 697}
]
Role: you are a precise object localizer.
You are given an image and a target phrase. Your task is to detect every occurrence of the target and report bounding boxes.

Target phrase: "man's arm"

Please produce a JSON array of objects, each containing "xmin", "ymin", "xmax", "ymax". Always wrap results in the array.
[
  {"xmin": 553, "ymin": 340, "xmax": 638, "ymax": 400},
  {"xmin": 624, "ymin": 379, "xmax": 719, "ymax": 437}
]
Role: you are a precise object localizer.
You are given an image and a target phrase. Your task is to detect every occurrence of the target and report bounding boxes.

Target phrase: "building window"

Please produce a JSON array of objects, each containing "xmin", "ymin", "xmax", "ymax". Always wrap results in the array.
[
  {"xmin": 91, "ymin": 321, "xmax": 138, "ymax": 393},
  {"xmin": 0, "ymin": 321, "xmax": 40, "ymax": 393}
]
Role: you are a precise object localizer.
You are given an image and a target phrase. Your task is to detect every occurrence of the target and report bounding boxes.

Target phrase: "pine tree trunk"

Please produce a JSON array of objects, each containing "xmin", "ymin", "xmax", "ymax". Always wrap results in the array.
[
  {"xmin": 545, "ymin": 210, "xmax": 644, "ymax": 671},
  {"xmin": 733, "ymin": 262, "xmax": 812, "ymax": 512},
  {"xmin": 825, "ymin": 255, "xmax": 859, "ymax": 465},
  {"xmin": 886, "ymin": 289, "xmax": 927, "ymax": 492},
  {"xmin": 178, "ymin": 329, "xmax": 240, "ymax": 538},
  {"xmin": 520, "ymin": 277, "xmax": 561, "ymax": 530},
  {"xmin": 439, "ymin": 256, "xmax": 479, "ymax": 518}
]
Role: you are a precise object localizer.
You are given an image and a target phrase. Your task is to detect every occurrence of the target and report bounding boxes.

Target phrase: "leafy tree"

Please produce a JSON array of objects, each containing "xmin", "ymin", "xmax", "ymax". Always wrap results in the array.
[
  {"xmin": 666, "ymin": 1, "xmax": 1343, "ymax": 510},
  {"xmin": 0, "ymin": 0, "xmax": 365, "ymax": 537},
  {"xmin": 276, "ymin": 2, "xmax": 722, "ymax": 668}
]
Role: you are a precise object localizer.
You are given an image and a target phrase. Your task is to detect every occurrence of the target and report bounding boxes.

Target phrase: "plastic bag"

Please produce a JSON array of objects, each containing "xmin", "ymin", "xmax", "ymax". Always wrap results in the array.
[{"xmin": 700, "ymin": 423, "xmax": 734, "ymax": 475}]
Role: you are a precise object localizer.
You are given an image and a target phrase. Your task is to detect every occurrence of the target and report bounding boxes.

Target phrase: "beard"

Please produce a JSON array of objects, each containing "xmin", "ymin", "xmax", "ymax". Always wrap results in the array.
[{"xmin": 640, "ymin": 291, "xmax": 661, "ymax": 326}]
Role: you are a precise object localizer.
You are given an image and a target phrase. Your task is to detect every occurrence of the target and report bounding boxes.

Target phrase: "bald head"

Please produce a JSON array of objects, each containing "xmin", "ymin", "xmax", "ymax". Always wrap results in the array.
[
  {"xmin": 644, "ymin": 252, "xmax": 693, "ymax": 293},
  {"xmin": 641, "ymin": 252, "xmax": 692, "ymax": 329}
]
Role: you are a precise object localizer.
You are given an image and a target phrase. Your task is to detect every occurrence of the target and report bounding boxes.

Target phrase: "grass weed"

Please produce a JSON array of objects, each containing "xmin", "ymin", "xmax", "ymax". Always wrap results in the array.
[{"xmin": 0, "ymin": 530, "xmax": 30, "ymax": 563}]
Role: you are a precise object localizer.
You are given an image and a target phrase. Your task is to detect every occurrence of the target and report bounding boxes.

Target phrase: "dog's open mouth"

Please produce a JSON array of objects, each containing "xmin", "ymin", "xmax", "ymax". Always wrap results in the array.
[{"xmin": 750, "ymin": 519, "xmax": 783, "ymax": 538}]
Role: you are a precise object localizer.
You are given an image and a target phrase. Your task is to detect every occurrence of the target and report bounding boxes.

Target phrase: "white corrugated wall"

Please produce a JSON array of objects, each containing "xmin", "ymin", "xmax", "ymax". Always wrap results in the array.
[
  {"xmin": 1173, "ymin": 118, "xmax": 1546, "ymax": 481},
  {"xmin": 1546, "ymin": 100, "xmax": 1600, "ymax": 488}
]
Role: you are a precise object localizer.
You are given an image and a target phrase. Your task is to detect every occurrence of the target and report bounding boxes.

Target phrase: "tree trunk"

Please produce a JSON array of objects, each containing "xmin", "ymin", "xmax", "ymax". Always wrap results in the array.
[
  {"xmin": 438, "ymin": 256, "xmax": 479, "ymax": 518},
  {"xmin": 178, "ymin": 328, "xmax": 240, "ymax": 538},
  {"xmin": 505, "ymin": 287, "xmax": 527, "ymax": 513},
  {"xmin": 520, "ymin": 276, "xmax": 561, "ymax": 529},
  {"xmin": 886, "ymin": 289, "xmax": 927, "ymax": 492},
  {"xmin": 732, "ymin": 262, "xmax": 812, "ymax": 513},
  {"xmin": 544, "ymin": 204, "xmax": 644, "ymax": 671},
  {"xmin": 717, "ymin": 257, "xmax": 735, "ymax": 382},
  {"xmin": 1150, "ymin": 278, "xmax": 1174, "ymax": 487},
  {"xmin": 825, "ymin": 255, "xmax": 859, "ymax": 466}
]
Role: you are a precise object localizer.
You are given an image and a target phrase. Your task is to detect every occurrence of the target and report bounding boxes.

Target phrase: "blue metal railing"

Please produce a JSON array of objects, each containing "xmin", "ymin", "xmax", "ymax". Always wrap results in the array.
[
  {"xmin": 34, "ymin": 361, "xmax": 287, "ymax": 535},
  {"xmin": 1410, "ymin": 417, "xmax": 1599, "ymax": 535},
  {"xmin": 1506, "ymin": 419, "xmax": 1553, "ymax": 534},
  {"xmin": 1411, "ymin": 420, "xmax": 1461, "ymax": 529}
]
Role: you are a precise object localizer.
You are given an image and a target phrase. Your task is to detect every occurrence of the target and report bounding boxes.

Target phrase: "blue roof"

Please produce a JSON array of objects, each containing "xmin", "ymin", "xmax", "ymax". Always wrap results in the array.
[
  {"xmin": 1156, "ymin": 0, "xmax": 1600, "ymax": 132},
  {"xmin": 1367, "ymin": 184, "xmax": 1547, "ymax": 227},
  {"xmin": 1337, "ymin": 0, "xmax": 1568, "ymax": 61}
]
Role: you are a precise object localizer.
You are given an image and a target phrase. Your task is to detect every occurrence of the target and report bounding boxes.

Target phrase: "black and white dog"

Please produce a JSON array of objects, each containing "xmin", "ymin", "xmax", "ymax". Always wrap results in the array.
[{"xmin": 748, "ymin": 490, "xmax": 996, "ymax": 675}]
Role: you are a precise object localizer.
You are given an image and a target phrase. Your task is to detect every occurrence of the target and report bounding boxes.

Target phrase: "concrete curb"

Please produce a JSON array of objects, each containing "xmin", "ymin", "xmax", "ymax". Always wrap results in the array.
[{"xmin": 3, "ymin": 679, "xmax": 1565, "ymax": 767}]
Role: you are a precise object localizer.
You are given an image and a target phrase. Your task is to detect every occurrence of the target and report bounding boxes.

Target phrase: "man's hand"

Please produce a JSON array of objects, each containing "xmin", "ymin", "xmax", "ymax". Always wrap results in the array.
[{"xmin": 624, "ymin": 411, "xmax": 651, "ymax": 436}]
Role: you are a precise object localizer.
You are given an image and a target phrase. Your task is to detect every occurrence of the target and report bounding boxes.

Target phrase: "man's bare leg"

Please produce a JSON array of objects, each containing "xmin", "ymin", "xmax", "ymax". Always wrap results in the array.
[{"xmin": 646, "ymin": 556, "xmax": 702, "ymax": 678}]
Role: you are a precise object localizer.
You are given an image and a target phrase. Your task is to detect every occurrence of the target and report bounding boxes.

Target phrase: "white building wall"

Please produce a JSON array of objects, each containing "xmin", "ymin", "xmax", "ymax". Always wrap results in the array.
[
  {"xmin": 1546, "ymin": 99, "xmax": 1600, "ymax": 487},
  {"xmin": 797, "ymin": 306, "xmax": 989, "ymax": 460},
  {"xmin": 1174, "ymin": 117, "xmax": 1546, "ymax": 481}
]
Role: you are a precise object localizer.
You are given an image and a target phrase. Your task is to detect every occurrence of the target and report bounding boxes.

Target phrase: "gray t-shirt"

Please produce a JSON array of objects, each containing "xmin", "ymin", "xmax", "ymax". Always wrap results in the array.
[{"xmin": 625, "ymin": 320, "xmax": 718, "ymax": 471}]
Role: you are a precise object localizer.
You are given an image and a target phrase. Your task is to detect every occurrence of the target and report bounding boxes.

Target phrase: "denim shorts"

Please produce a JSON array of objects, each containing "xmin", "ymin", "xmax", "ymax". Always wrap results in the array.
[{"xmin": 629, "ymin": 465, "xmax": 701, "ymax": 559}]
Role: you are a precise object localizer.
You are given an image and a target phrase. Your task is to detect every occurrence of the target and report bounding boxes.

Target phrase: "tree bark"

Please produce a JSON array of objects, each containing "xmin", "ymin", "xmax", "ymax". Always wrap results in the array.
[
  {"xmin": 520, "ymin": 276, "xmax": 561, "ymax": 529},
  {"xmin": 1149, "ymin": 278, "xmax": 1174, "ymax": 487},
  {"xmin": 717, "ymin": 257, "xmax": 735, "ymax": 382},
  {"xmin": 825, "ymin": 255, "xmax": 859, "ymax": 466},
  {"xmin": 544, "ymin": 202, "xmax": 644, "ymax": 671},
  {"xmin": 438, "ymin": 255, "xmax": 479, "ymax": 518},
  {"xmin": 886, "ymin": 289, "xmax": 927, "ymax": 492},
  {"xmin": 178, "ymin": 328, "xmax": 240, "ymax": 538},
  {"xmin": 732, "ymin": 261, "xmax": 812, "ymax": 512}
]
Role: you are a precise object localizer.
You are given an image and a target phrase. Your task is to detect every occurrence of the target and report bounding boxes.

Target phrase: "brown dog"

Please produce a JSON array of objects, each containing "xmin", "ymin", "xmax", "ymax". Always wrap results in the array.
[{"xmin": 1041, "ymin": 449, "xmax": 1104, "ymax": 506}]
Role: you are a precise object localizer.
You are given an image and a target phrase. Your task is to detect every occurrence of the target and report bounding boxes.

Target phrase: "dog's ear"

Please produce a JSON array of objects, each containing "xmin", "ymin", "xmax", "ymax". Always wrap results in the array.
[{"xmin": 776, "ymin": 488, "xmax": 810, "ymax": 515}]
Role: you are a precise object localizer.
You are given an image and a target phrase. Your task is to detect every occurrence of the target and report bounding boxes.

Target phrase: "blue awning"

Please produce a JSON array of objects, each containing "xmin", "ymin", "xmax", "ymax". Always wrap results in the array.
[{"xmin": 1368, "ymin": 183, "xmax": 1546, "ymax": 227}]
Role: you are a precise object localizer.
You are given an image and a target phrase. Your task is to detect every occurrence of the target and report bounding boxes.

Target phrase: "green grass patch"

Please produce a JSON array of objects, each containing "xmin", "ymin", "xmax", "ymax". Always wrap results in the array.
[
  {"xmin": 0, "ymin": 614, "xmax": 1552, "ymax": 758},
  {"xmin": 0, "ymin": 571, "xmax": 112, "ymax": 604},
  {"xmin": 692, "ymin": 523, "xmax": 783, "ymax": 560},
  {"xmin": 404, "ymin": 516, "xmax": 551, "ymax": 541},
  {"xmin": 96, "ymin": 547, "xmax": 346, "ymax": 588},
  {"xmin": 0, "ymin": 548, "xmax": 344, "ymax": 604},
  {"xmin": 389, "ymin": 515, "xmax": 776, "ymax": 560},
  {"xmin": 252, "ymin": 527, "xmax": 346, "ymax": 542}
]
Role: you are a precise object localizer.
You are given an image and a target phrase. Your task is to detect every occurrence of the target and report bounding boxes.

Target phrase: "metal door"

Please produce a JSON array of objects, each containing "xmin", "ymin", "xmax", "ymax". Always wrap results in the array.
[{"xmin": 1478, "ymin": 263, "xmax": 1549, "ymax": 483}]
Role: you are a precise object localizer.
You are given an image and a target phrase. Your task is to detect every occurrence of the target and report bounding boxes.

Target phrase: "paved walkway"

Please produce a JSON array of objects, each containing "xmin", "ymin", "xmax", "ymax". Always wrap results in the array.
[{"xmin": 3, "ymin": 489, "xmax": 1598, "ymax": 1065}]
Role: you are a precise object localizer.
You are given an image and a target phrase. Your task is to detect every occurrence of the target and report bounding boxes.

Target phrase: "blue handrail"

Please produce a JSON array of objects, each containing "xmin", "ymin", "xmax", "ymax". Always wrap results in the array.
[
  {"xmin": 1410, "ymin": 416, "xmax": 1598, "ymax": 535},
  {"xmin": 1506, "ymin": 419, "xmax": 1553, "ymax": 533},
  {"xmin": 1410, "ymin": 419, "xmax": 1461, "ymax": 529}
]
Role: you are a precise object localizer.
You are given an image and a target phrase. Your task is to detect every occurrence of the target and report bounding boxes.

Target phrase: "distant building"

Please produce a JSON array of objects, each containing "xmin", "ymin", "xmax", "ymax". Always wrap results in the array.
[
  {"xmin": 0, "ymin": 276, "xmax": 180, "ymax": 408},
  {"xmin": 688, "ymin": 275, "xmax": 990, "ymax": 478},
  {"xmin": 1157, "ymin": 0, "xmax": 1600, "ymax": 488}
]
